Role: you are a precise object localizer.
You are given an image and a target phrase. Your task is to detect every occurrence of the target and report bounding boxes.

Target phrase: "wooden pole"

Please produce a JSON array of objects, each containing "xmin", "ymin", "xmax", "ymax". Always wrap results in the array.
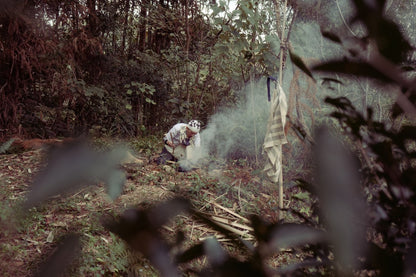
[
  {"xmin": 250, "ymin": 72, "xmax": 259, "ymax": 166},
  {"xmin": 278, "ymin": 0, "xmax": 288, "ymax": 220}
]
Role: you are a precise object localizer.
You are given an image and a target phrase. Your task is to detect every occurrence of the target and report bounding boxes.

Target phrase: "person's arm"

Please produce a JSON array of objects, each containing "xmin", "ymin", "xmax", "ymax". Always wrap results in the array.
[
  {"xmin": 163, "ymin": 124, "xmax": 180, "ymax": 147},
  {"xmin": 165, "ymin": 139, "xmax": 174, "ymax": 148}
]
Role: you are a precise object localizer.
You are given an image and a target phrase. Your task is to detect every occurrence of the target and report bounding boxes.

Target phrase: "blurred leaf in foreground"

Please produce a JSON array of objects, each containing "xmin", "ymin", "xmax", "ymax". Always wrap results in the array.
[
  {"xmin": 32, "ymin": 233, "xmax": 80, "ymax": 277},
  {"xmin": 103, "ymin": 198, "xmax": 192, "ymax": 277},
  {"xmin": 200, "ymin": 237, "xmax": 266, "ymax": 277},
  {"xmin": 24, "ymin": 139, "xmax": 128, "ymax": 208},
  {"xmin": 314, "ymin": 126, "xmax": 367, "ymax": 275}
]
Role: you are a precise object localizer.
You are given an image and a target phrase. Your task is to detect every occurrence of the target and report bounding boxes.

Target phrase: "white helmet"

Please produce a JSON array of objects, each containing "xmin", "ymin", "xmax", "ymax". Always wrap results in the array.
[{"xmin": 187, "ymin": 120, "xmax": 201, "ymax": 133}]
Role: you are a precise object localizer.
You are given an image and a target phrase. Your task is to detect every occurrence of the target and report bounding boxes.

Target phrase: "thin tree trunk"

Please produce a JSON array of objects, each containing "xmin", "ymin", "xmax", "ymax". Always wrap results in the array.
[
  {"xmin": 138, "ymin": 0, "xmax": 148, "ymax": 51},
  {"xmin": 121, "ymin": 0, "xmax": 130, "ymax": 55},
  {"xmin": 185, "ymin": 0, "xmax": 191, "ymax": 103},
  {"xmin": 54, "ymin": 5, "xmax": 60, "ymax": 34},
  {"xmin": 87, "ymin": 0, "xmax": 97, "ymax": 35},
  {"xmin": 378, "ymin": 93, "xmax": 382, "ymax": 122},
  {"xmin": 362, "ymin": 47, "xmax": 371, "ymax": 118}
]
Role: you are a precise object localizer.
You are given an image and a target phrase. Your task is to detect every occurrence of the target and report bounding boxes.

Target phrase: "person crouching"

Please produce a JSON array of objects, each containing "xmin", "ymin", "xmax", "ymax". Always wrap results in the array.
[{"xmin": 156, "ymin": 120, "xmax": 201, "ymax": 169}]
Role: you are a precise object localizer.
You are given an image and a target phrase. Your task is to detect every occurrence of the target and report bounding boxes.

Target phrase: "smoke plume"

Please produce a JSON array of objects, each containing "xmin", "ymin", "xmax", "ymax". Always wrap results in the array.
[{"xmin": 185, "ymin": 79, "xmax": 277, "ymax": 169}]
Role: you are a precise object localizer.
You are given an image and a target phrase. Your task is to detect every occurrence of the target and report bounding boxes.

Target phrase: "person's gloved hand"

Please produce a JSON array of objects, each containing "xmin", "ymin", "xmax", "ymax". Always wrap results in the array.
[{"xmin": 182, "ymin": 138, "xmax": 191, "ymax": 146}]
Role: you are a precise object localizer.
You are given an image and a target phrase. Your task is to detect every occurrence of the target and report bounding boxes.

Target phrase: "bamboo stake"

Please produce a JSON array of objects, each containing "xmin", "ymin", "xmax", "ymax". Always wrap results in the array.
[
  {"xmin": 250, "ymin": 72, "xmax": 259, "ymax": 166},
  {"xmin": 276, "ymin": 0, "xmax": 288, "ymax": 221},
  {"xmin": 279, "ymin": 0, "xmax": 288, "ymax": 84}
]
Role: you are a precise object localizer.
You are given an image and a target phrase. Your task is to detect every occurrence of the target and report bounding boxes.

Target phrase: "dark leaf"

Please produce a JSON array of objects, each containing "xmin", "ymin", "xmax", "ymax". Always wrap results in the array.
[
  {"xmin": 351, "ymin": 0, "xmax": 413, "ymax": 63},
  {"xmin": 174, "ymin": 230, "xmax": 186, "ymax": 246},
  {"xmin": 391, "ymin": 88, "xmax": 416, "ymax": 117},
  {"xmin": 25, "ymin": 141, "xmax": 99, "ymax": 208},
  {"xmin": 148, "ymin": 197, "xmax": 192, "ymax": 228},
  {"xmin": 103, "ymin": 202, "xmax": 184, "ymax": 277},
  {"xmin": 399, "ymin": 169, "xmax": 416, "ymax": 193},
  {"xmin": 325, "ymin": 96, "xmax": 354, "ymax": 111},
  {"xmin": 372, "ymin": 19, "xmax": 414, "ymax": 64},
  {"xmin": 289, "ymin": 50, "xmax": 315, "ymax": 80},
  {"xmin": 365, "ymin": 242, "xmax": 404, "ymax": 277},
  {"xmin": 200, "ymin": 239, "xmax": 267, "ymax": 277},
  {"xmin": 203, "ymin": 237, "xmax": 228, "ymax": 266},
  {"xmin": 321, "ymin": 77, "xmax": 343, "ymax": 86},
  {"xmin": 261, "ymin": 223, "xmax": 326, "ymax": 256},
  {"xmin": 278, "ymin": 258, "xmax": 329, "ymax": 275},
  {"xmin": 103, "ymin": 198, "xmax": 191, "ymax": 239},
  {"xmin": 251, "ymin": 215, "xmax": 325, "ymax": 256},
  {"xmin": 209, "ymin": 259, "xmax": 267, "ymax": 277},
  {"xmin": 294, "ymin": 179, "xmax": 317, "ymax": 195},
  {"xmin": 175, "ymin": 243, "xmax": 205, "ymax": 264},
  {"xmin": 24, "ymin": 140, "xmax": 128, "ymax": 208},
  {"xmin": 315, "ymin": 126, "xmax": 367, "ymax": 274},
  {"xmin": 33, "ymin": 234, "xmax": 80, "ymax": 277},
  {"xmin": 250, "ymin": 215, "xmax": 270, "ymax": 242},
  {"xmin": 404, "ymin": 240, "xmax": 416, "ymax": 277},
  {"xmin": 351, "ymin": 0, "xmax": 385, "ymax": 15},
  {"xmin": 313, "ymin": 60, "xmax": 393, "ymax": 83},
  {"xmin": 370, "ymin": 141, "xmax": 395, "ymax": 166},
  {"xmin": 401, "ymin": 65, "xmax": 416, "ymax": 72},
  {"xmin": 321, "ymin": 30, "xmax": 341, "ymax": 43},
  {"xmin": 285, "ymin": 208, "xmax": 317, "ymax": 225},
  {"xmin": 396, "ymin": 126, "xmax": 416, "ymax": 150}
]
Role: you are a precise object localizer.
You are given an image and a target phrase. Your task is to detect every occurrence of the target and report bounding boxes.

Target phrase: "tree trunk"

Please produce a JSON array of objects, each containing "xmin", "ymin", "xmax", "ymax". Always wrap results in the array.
[
  {"xmin": 87, "ymin": 0, "xmax": 98, "ymax": 36},
  {"xmin": 138, "ymin": 0, "xmax": 148, "ymax": 51},
  {"xmin": 185, "ymin": 0, "xmax": 191, "ymax": 103},
  {"xmin": 121, "ymin": 0, "xmax": 130, "ymax": 55}
]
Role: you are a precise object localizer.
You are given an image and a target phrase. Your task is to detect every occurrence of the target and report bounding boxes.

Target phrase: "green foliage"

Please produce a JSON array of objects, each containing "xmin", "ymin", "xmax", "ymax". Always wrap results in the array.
[
  {"xmin": 76, "ymin": 232, "xmax": 128, "ymax": 276},
  {"xmin": 128, "ymin": 135, "xmax": 161, "ymax": 156},
  {"xmin": 125, "ymin": 82, "xmax": 156, "ymax": 105},
  {"xmin": 210, "ymin": 0, "xmax": 283, "ymax": 81}
]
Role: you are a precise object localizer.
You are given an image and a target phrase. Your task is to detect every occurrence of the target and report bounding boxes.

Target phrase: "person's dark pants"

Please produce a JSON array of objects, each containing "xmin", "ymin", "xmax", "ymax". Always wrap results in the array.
[{"xmin": 156, "ymin": 147, "xmax": 177, "ymax": 165}]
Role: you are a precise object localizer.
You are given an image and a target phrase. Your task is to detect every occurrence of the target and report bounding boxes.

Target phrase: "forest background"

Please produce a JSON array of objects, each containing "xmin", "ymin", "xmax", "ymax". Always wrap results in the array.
[
  {"xmin": 1, "ymin": 0, "xmax": 416, "ymax": 276},
  {"xmin": 0, "ymin": 0, "xmax": 414, "ymax": 151},
  {"xmin": 1, "ymin": 0, "xmax": 410, "ymax": 142}
]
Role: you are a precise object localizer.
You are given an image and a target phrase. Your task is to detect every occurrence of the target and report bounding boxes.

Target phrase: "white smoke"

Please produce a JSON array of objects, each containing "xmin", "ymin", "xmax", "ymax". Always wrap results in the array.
[{"xmin": 185, "ymin": 79, "xmax": 276, "ymax": 169}]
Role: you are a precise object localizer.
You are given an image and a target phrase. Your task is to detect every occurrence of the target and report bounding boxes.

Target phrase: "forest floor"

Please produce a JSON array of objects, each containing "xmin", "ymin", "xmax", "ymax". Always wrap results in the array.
[{"xmin": 0, "ymin": 138, "xmax": 305, "ymax": 276}]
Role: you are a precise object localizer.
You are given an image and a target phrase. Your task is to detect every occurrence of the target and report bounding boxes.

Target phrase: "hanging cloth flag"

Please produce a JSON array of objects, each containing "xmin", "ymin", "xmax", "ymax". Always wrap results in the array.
[{"xmin": 263, "ymin": 82, "xmax": 288, "ymax": 183}]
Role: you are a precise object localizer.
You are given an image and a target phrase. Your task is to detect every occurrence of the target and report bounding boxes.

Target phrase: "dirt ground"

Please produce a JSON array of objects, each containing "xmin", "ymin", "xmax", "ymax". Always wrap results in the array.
[{"xmin": 0, "ymin": 146, "xmax": 288, "ymax": 276}]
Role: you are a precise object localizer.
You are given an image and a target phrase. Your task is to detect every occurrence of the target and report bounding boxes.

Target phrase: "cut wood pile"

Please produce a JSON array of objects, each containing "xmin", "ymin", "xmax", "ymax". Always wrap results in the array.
[{"xmin": 160, "ymin": 186, "xmax": 255, "ymax": 244}]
